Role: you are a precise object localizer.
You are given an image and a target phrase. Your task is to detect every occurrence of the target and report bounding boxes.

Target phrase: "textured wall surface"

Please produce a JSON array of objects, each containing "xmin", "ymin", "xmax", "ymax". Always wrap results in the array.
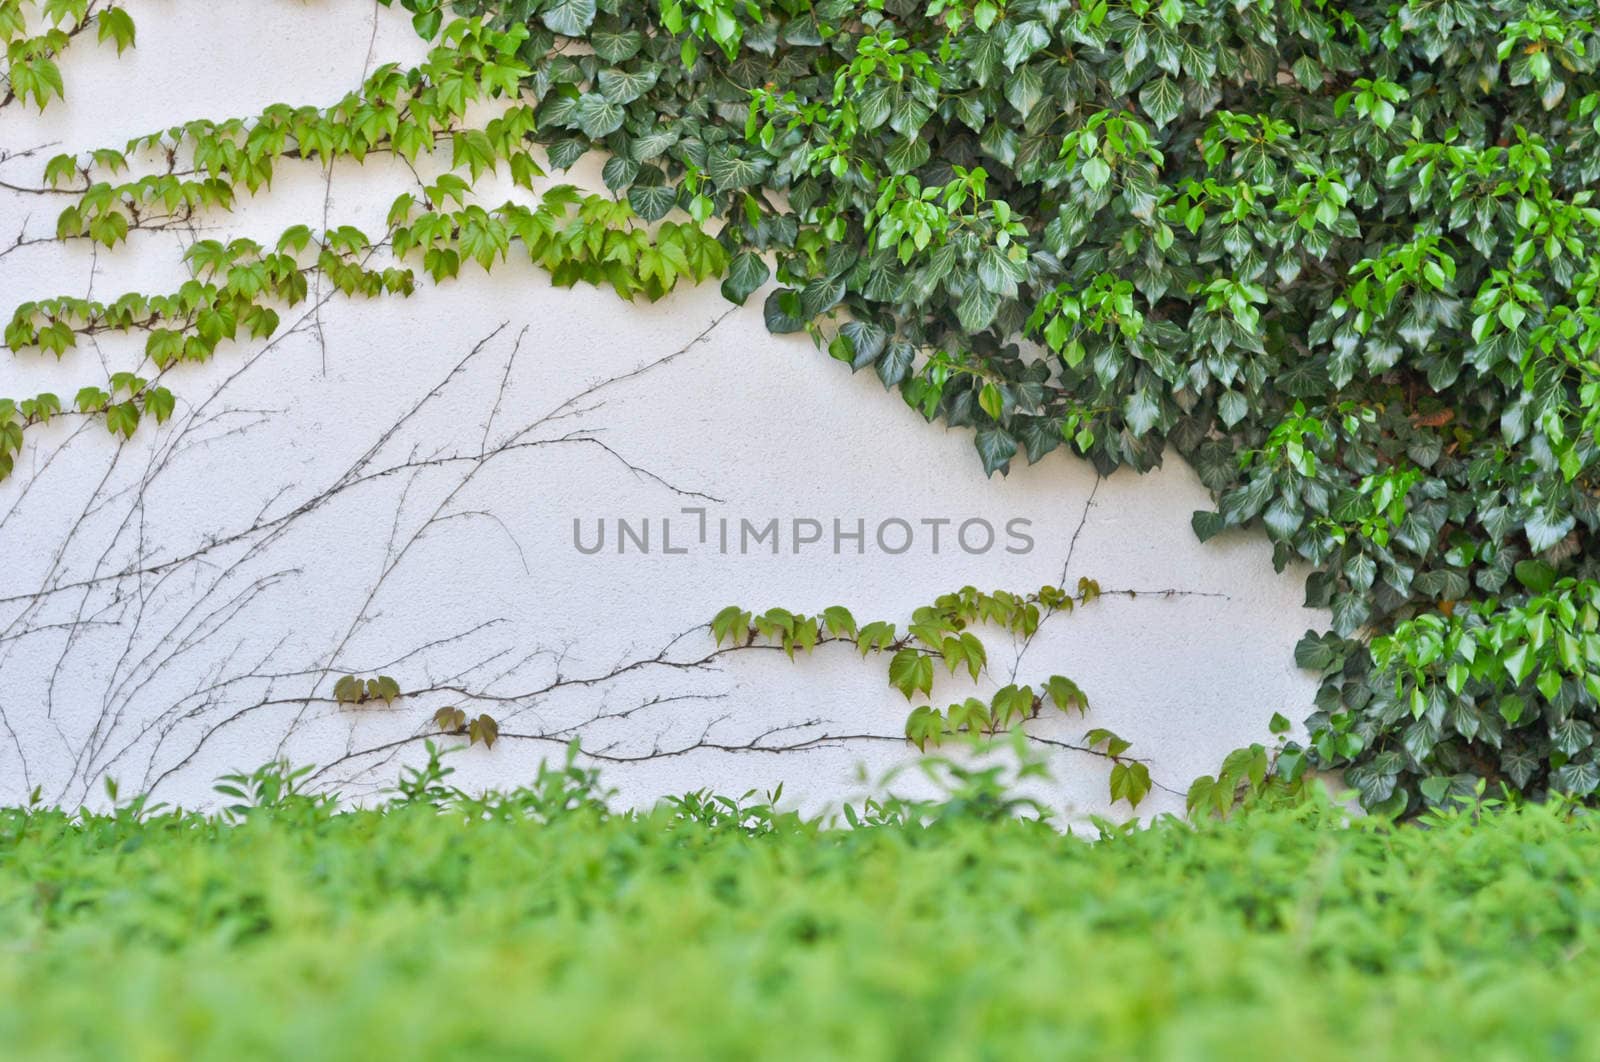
[{"xmin": 0, "ymin": 1, "xmax": 1324, "ymax": 818}]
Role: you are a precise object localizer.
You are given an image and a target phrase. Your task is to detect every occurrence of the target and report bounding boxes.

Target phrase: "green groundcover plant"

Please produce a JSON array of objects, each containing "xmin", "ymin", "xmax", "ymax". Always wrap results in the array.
[
  {"xmin": 9, "ymin": 1, "xmax": 1600, "ymax": 813},
  {"xmin": 0, "ymin": 752, "xmax": 1597, "ymax": 1060}
]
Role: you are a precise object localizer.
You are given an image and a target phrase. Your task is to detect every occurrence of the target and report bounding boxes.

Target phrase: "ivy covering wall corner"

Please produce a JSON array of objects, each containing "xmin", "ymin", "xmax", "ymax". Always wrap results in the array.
[{"xmin": 5, "ymin": 0, "xmax": 1600, "ymax": 814}]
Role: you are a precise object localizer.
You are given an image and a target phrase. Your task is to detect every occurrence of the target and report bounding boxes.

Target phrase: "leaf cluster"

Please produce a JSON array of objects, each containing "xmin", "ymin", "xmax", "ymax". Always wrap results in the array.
[
  {"xmin": 1, "ymin": 1, "xmax": 135, "ymax": 111},
  {"xmin": 716, "ymin": 579, "xmax": 1151, "ymax": 807}
]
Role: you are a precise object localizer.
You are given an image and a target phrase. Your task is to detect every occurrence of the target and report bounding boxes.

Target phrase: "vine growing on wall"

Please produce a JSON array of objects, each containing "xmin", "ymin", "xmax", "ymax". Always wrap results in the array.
[
  {"xmin": 0, "ymin": 0, "xmax": 133, "ymax": 111},
  {"xmin": 713, "ymin": 579, "xmax": 1166, "ymax": 808},
  {"xmin": 2, "ymin": 15, "xmax": 724, "ymax": 478},
  {"xmin": 8, "ymin": 0, "xmax": 1600, "ymax": 814}
]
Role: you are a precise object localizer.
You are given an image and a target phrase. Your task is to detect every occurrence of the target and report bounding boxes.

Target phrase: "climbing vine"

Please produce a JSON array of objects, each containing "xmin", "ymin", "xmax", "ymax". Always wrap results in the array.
[
  {"xmin": 8, "ymin": 0, "xmax": 1600, "ymax": 814},
  {"xmin": 0, "ymin": 0, "xmax": 133, "ymax": 111},
  {"xmin": 1, "ymin": 15, "xmax": 723, "ymax": 475},
  {"xmin": 713, "ymin": 579, "xmax": 1166, "ymax": 808}
]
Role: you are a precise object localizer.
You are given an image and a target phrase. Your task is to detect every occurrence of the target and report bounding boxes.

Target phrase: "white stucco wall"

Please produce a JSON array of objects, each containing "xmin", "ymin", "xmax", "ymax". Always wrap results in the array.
[{"xmin": 0, "ymin": 1, "xmax": 1324, "ymax": 819}]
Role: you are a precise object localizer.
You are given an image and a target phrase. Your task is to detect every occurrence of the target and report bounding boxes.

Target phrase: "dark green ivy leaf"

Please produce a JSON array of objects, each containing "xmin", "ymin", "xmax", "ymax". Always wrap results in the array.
[
  {"xmin": 541, "ymin": 0, "xmax": 596, "ymax": 37},
  {"xmin": 1551, "ymin": 717, "xmax": 1594, "ymax": 758},
  {"xmin": 601, "ymin": 155, "xmax": 638, "ymax": 190},
  {"xmin": 1330, "ymin": 593, "xmax": 1371, "ymax": 637},
  {"xmin": 1554, "ymin": 757, "xmax": 1600, "ymax": 796},
  {"xmin": 707, "ymin": 147, "xmax": 770, "ymax": 191},
  {"xmin": 1123, "ymin": 389, "xmax": 1161, "ymax": 436},
  {"xmin": 975, "ymin": 427, "xmax": 1018, "ymax": 477},
  {"xmin": 957, "ymin": 286, "xmax": 1000, "ymax": 333},
  {"xmin": 720, "ymin": 252, "xmax": 769, "ymax": 306},
  {"xmin": 763, "ymin": 288, "xmax": 806, "ymax": 334},
  {"xmin": 1515, "ymin": 559, "xmax": 1558, "ymax": 594},
  {"xmin": 877, "ymin": 339, "xmax": 915, "ymax": 388},
  {"xmin": 598, "ymin": 68, "xmax": 658, "ymax": 105},
  {"xmin": 1191, "ymin": 510, "xmax": 1226, "ymax": 542},
  {"xmin": 574, "ymin": 94, "xmax": 625, "ymax": 138},
  {"xmin": 885, "ymin": 136, "xmax": 931, "ymax": 174},
  {"xmin": 546, "ymin": 138, "xmax": 587, "ymax": 170},
  {"xmin": 841, "ymin": 320, "xmax": 888, "ymax": 370},
  {"xmin": 590, "ymin": 27, "xmax": 643, "ymax": 63},
  {"xmin": 1526, "ymin": 504, "xmax": 1575, "ymax": 553},
  {"xmin": 1004, "ymin": 64, "xmax": 1043, "ymax": 116},
  {"xmin": 627, "ymin": 182, "xmax": 677, "ymax": 221},
  {"xmin": 1138, "ymin": 75, "xmax": 1184, "ymax": 128},
  {"xmin": 1294, "ymin": 631, "xmax": 1346, "ymax": 674}
]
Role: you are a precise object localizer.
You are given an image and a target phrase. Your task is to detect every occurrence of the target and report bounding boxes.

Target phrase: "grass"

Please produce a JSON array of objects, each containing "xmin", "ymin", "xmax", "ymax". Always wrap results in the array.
[{"xmin": 0, "ymin": 752, "xmax": 1596, "ymax": 1060}]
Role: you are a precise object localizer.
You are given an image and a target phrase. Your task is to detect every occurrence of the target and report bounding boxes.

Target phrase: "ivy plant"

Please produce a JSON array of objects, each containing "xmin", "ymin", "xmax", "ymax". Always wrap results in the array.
[
  {"xmin": 9, "ymin": 0, "xmax": 1600, "ymax": 813},
  {"xmin": 714, "ymin": 580, "xmax": 1157, "ymax": 809},
  {"xmin": 430, "ymin": 0, "xmax": 1600, "ymax": 814},
  {"xmin": 0, "ymin": 0, "xmax": 134, "ymax": 111}
]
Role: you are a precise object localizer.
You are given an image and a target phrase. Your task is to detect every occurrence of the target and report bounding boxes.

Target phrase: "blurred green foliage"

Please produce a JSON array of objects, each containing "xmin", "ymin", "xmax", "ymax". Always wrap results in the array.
[{"xmin": 0, "ymin": 752, "xmax": 1598, "ymax": 1059}]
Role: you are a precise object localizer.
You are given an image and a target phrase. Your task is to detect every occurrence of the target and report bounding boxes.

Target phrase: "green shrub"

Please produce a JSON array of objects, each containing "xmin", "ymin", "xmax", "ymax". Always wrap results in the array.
[{"xmin": 1, "ymin": 759, "xmax": 1599, "ymax": 1058}]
